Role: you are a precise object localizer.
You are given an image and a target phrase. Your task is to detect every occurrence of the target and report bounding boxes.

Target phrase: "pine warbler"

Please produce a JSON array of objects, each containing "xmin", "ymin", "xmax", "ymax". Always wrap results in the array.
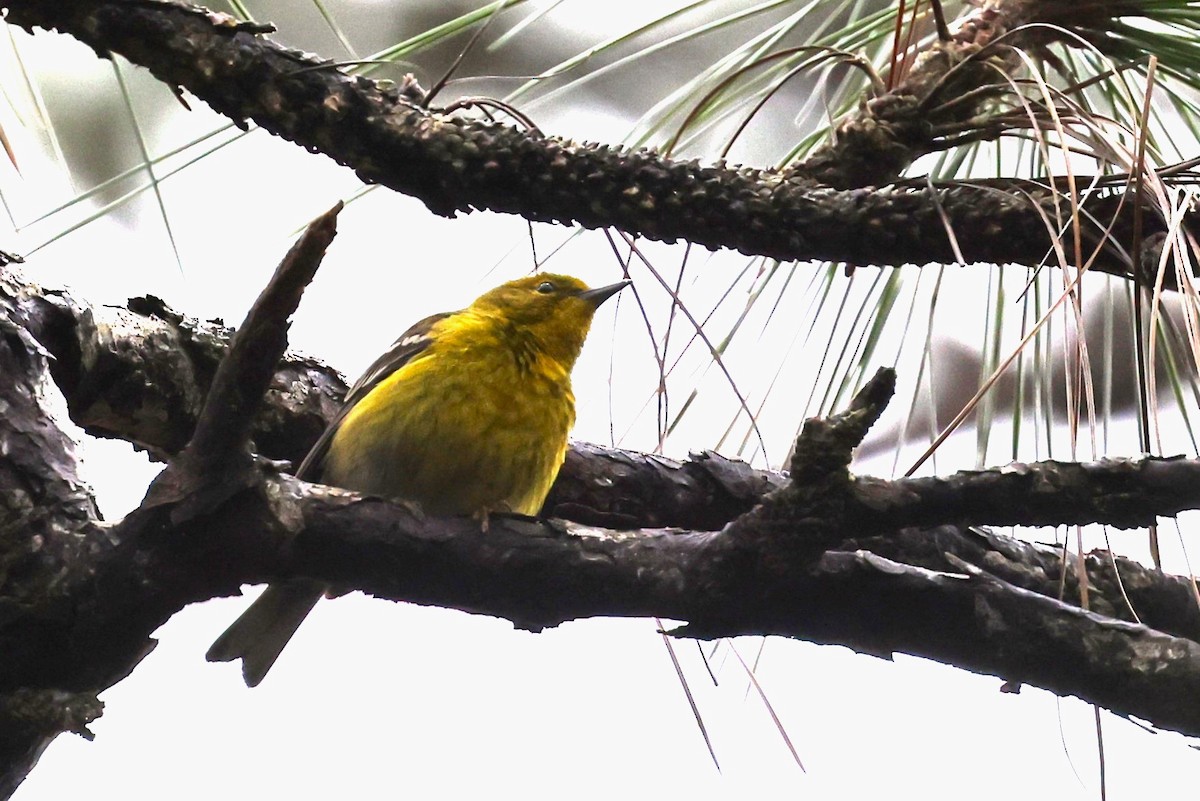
[{"xmin": 207, "ymin": 273, "xmax": 628, "ymax": 686}]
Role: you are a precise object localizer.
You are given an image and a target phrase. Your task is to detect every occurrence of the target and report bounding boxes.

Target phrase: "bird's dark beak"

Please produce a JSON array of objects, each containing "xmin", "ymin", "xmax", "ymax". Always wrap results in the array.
[{"xmin": 579, "ymin": 280, "xmax": 631, "ymax": 307}]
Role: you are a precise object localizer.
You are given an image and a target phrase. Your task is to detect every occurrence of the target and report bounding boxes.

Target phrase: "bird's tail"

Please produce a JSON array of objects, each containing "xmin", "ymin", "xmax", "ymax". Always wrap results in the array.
[{"xmin": 206, "ymin": 579, "xmax": 325, "ymax": 687}]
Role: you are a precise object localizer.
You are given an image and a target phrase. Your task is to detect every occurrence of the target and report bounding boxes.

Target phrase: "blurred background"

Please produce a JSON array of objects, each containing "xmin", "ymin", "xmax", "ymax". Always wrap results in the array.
[{"xmin": 4, "ymin": 0, "xmax": 1200, "ymax": 797}]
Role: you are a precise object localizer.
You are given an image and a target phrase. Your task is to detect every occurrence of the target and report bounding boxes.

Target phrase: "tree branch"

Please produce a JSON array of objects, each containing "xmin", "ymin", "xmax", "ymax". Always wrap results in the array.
[
  {"xmin": 143, "ymin": 202, "xmax": 342, "ymax": 521},
  {"xmin": 10, "ymin": 247, "xmax": 1200, "ymax": 794},
  {"xmin": 8, "ymin": 463, "xmax": 1200, "ymax": 749},
  {"xmin": 182, "ymin": 203, "xmax": 340, "ymax": 470},
  {"xmin": 0, "ymin": 276, "xmax": 105, "ymax": 798},
  {"xmin": 2, "ymin": 0, "xmax": 1193, "ymax": 283},
  {"xmin": 16, "ymin": 271, "xmax": 1200, "ymax": 539},
  {"xmin": 4, "ymin": 1, "xmax": 1200, "ymax": 795}
]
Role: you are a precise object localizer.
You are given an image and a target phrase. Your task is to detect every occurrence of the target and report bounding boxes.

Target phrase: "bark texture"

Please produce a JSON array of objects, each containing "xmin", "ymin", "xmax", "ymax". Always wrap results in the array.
[
  {"xmin": 2, "ymin": 0, "xmax": 1200, "ymax": 796},
  {"xmin": 1, "ymin": 0, "xmax": 1192, "ymax": 284},
  {"xmin": 6, "ymin": 257, "xmax": 1200, "ymax": 796}
]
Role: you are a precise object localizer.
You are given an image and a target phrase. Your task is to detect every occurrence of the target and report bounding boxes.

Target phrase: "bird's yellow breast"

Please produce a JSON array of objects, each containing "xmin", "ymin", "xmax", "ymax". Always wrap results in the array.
[{"xmin": 320, "ymin": 324, "xmax": 575, "ymax": 517}]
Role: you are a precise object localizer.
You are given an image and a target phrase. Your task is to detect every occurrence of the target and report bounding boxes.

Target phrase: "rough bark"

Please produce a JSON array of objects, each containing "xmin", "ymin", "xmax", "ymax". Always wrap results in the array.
[
  {"xmin": 0, "ymin": 304, "xmax": 105, "ymax": 798},
  {"xmin": 4, "ymin": 0, "xmax": 1200, "ymax": 795},
  {"xmin": 7, "ymin": 244, "xmax": 1200, "ymax": 795},
  {"xmin": 1, "ymin": 0, "xmax": 1193, "ymax": 285},
  {"xmin": 13, "ymin": 271, "xmax": 1200, "ymax": 543}
]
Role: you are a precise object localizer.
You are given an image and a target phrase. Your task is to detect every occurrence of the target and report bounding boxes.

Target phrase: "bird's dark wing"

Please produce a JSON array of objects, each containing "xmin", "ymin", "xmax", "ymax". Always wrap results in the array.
[{"xmin": 294, "ymin": 310, "xmax": 456, "ymax": 480}]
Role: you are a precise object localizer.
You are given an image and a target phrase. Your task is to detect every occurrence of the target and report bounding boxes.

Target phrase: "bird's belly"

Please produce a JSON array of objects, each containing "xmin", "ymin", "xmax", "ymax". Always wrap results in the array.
[{"xmin": 321, "ymin": 358, "xmax": 571, "ymax": 516}]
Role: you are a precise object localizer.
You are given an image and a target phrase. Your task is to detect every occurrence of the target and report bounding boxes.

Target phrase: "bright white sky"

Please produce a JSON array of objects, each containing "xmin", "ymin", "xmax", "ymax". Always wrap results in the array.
[{"xmin": 4, "ymin": 2, "xmax": 1200, "ymax": 798}]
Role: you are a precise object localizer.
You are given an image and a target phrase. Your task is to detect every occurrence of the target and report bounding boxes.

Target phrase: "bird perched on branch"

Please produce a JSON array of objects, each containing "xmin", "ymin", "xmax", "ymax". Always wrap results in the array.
[{"xmin": 207, "ymin": 272, "xmax": 629, "ymax": 686}]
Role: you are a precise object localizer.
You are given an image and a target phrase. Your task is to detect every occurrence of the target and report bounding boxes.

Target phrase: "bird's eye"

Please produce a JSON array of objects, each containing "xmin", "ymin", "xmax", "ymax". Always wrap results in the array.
[{"xmin": 536, "ymin": 281, "xmax": 555, "ymax": 294}]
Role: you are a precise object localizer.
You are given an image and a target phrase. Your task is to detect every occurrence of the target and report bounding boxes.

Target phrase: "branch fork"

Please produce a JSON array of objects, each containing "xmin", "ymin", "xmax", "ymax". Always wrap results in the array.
[{"xmin": 8, "ymin": 207, "xmax": 1200, "ymax": 797}]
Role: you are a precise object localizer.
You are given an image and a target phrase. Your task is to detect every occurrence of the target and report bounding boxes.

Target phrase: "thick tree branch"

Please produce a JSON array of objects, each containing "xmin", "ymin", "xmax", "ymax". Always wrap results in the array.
[
  {"xmin": 5, "ymin": 0, "xmax": 1200, "ymax": 795},
  {"xmin": 11, "ymin": 279, "xmax": 344, "ymax": 467},
  {"xmin": 851, "ymin": 457, "xmax": 1200, "ymax": 531},
  {"xmin": 8, "ymin": 268, "xmax": 1200, "ymax": 540},
  {"xmin": 15, "ymin": 272, "xmax": 1200, "ymax": 540},
  {"xmin": 10, "ymin": 247, "xmax": 1200, "ymax": 792},
  {"xmin": 0, "ymin": 279, "xmax": 105, "ymax": 798},
  {"xmin": 0, "ymin": 207, "xmax": 342, "ymax": 795},
  {"xmin": 2, "ymin": 0, "xmax": 1193, "ymax": 283},
  {"xmin": 7, "ymin": 464, "xmax": 1200, "ymax": 746}
]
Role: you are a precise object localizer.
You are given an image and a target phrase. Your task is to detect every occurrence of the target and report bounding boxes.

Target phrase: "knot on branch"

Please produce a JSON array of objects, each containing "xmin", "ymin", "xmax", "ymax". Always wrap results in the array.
[
  {"xmin": 788, "ymin": 367, "xmax": 896, "ymax": 482},
  {"xmin": 725, "ymin": 368, "xmax": 896, "ymax": 566}
]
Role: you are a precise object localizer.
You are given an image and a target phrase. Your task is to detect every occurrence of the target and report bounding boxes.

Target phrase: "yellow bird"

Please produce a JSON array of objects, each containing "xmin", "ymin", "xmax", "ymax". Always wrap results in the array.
[{"xmin": 207, "ymin": 273, "xmax": 629, "ymax": 686}]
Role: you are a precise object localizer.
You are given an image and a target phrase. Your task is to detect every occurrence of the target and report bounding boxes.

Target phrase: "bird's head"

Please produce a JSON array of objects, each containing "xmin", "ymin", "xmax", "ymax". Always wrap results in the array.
[{"xmin": 470, "ymin": 273, "xmax": 629, "ymax": 366}]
